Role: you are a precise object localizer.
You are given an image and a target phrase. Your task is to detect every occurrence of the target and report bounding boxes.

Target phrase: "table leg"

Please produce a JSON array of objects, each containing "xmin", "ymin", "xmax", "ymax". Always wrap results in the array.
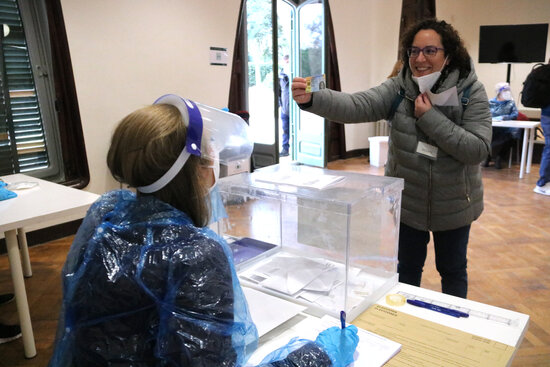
[
  {"xmin": 519, "ymin": 128, "xmax": 529, "ymax": 179},
  {"xmin": 5, "ymin": 230, "xmax": 37, "ymax": 358},
  {"xmin": 17, "ymin": 228, "xmax": 32, "ymax": 277},
  {"xmin": 526, "ymin": 127, "xmax": 535, "ymax": 174}
]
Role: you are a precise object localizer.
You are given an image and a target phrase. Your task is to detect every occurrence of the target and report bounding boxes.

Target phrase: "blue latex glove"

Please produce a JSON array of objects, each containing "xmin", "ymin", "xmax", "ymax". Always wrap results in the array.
[
  {"xmin": 0, "ymin": 182, "xmax": 17, "ymax": 201},
  {"xmin": 493, "ymin": 115, "xmax": 503, "ymax": 121},
  {"xmin": 315, "ymin": 325, "xmax": 359, "ymax": 367}
]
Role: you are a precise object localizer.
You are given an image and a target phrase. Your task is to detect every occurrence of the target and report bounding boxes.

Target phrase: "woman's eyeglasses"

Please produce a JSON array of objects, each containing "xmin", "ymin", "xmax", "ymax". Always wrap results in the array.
[{"xmin": 407, "ymin": 46, "xmax": 444, "ymax": 58}]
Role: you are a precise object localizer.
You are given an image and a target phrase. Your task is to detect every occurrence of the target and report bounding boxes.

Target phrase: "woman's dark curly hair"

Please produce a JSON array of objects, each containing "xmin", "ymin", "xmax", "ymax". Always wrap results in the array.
[{"xmin": 400, "ymin": 18, "xmax": 471, "ymax": 79}]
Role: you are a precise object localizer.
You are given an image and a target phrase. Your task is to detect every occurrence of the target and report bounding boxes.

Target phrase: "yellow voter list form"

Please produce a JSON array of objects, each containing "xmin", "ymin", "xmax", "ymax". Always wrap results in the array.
[{"xmin": 354, "ymin": 305, "xmax": 515, "ymax": 367}]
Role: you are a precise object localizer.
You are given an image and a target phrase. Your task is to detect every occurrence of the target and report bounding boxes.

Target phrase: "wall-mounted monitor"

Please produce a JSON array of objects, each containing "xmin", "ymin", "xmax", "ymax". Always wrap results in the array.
[{"xmin": 478, "ymin": 23, "xmax": 548, "ymax": 63}]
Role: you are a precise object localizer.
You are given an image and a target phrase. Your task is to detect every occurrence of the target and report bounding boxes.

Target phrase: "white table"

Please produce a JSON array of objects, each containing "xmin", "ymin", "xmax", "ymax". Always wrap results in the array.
[
  {"xmin": 492, "ymin": 119, "xmax": 541, "ymax": 179},
  {"xmin": 0, "ymin": 174, "xmax": 99, "ymax": 358},
  {"xmin": 373, "ymin": 283, "xmax": 529, "ymax": 350},
  {"xmin": 247, "ymin": 282, "xmax": 529, "ymax": 367}
]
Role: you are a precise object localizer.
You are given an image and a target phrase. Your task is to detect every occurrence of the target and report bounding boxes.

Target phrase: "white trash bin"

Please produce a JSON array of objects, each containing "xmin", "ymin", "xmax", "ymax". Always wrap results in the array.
[{"xmin": 368, "ymin": 136, "xmax": 389, "ymax": 167}]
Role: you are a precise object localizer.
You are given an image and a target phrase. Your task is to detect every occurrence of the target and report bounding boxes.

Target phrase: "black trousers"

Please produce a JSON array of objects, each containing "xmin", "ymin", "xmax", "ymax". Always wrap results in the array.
[
  {"xmin": 491, "ymin": 127, "xmax": 518, "ymax": 160},
  {"xmin": 397, "ymin": 222, "xmax": 470, "ymax": 298}
]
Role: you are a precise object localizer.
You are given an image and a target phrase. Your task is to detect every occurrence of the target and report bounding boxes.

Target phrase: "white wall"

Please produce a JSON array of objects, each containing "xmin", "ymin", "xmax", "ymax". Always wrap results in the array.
[
  {"xmin": 330, "ymin": 0, "xmax": 401, "ymax": 151},
  {"xmin": 60, "ymin": 0, "xmax": 241, "ymax": 194},
  {"xmin": 59, "ymin": 0, "xmax": 550, "ymax": 195}
]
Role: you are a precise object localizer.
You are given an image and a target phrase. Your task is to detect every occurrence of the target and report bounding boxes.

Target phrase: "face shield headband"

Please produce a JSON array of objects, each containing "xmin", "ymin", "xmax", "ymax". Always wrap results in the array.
[
  {"xmin": 498, "ymin": 86, "xmax": 509, "ymax": 94},
  {"xmin": 497, "ymin": 85, "xmax": 512, "ymax": 99},
  {"xmin": 137, "ymin": 94, "xmax": 203, "ymax": 194}
]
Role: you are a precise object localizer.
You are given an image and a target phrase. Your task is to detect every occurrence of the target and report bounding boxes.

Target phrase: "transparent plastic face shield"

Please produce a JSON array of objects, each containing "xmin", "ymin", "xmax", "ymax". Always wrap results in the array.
[
  {"xmin": 495, "ymin": 82, "xmax": 512, "ymax": 100},
  {"xmin": 137, "ymin": 94, "xmax": 253, "ymax": 193}
]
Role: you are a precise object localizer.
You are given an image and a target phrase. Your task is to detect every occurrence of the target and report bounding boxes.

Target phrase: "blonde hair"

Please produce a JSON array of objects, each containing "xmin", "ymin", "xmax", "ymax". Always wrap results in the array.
[{"xmin": 107, "ymin": 104, "xmax": 210, "ymax": 227}]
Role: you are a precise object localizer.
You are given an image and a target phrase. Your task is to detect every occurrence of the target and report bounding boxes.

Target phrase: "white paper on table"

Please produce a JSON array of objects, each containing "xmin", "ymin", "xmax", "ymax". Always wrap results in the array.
[
  {"xmin": 319, "ymin": 315, "xmax": 402, "ymax": 367},
  {"xmin": 302, "ymin": 267, "xmax": 341, "ymax": 293},
  {"xmin": 299, "ymin": 266, "xmax": 363, "ymax": 304},
  {"xmin": 257, "ymin": 256, "xmax": 333, "ymax": 295},
  {"xmin": 305, "ymin": 283, "xmax": 343, "ymax": 310},
  {"xmin": 303, "ymin": 282, "xmax": 365, "ymax": 311},
  {"xmin": 296, "ymin": 290, "xmax": 323, "ymax": 303},
  {"xmin": 246, "ymin": 313, "xmax": 401, "ymax": 367},
  {"xmin": 242, "ymin": 287, "xmax": 306, "ymax": 337},
  {"xmin": 319, "ymin": 265, "xmax": 363, "ymax": 291}
]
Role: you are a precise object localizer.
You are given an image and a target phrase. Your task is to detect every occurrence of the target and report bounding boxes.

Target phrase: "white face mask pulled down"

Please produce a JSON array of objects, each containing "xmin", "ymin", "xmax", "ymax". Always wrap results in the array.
[{"xmin": 411, "ymin": 57, "xmax": 459, "ymax": 106}]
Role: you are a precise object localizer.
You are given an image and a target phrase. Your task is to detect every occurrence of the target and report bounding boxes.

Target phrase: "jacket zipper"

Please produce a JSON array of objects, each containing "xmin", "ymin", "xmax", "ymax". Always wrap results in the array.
[
  {"xmin": 428, "ymin": 161, "xmax": 432, "ymax": 228},
  {"xmin": 464, "ymin": 167, "xmax": 471, "ymax": 203}
]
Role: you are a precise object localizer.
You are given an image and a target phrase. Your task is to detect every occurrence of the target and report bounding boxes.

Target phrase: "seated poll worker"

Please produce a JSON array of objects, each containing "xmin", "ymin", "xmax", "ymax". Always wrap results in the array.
[
  {"xmin": 49, "ymin": 95, "xmax": 359, "ymax": 367},
  {"xmin": 484, "ymin": 82, "xmax": 520, "ymax": 169},
  {"xmin": 291, "ymin": 19, "xmax": 492, "ymax": 299}
]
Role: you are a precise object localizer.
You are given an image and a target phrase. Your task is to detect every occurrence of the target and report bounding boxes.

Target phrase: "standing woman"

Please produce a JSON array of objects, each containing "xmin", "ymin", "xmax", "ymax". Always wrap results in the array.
[{"xmin": 292, "ymin": 19, "xmax": 492, "ymax": 298}]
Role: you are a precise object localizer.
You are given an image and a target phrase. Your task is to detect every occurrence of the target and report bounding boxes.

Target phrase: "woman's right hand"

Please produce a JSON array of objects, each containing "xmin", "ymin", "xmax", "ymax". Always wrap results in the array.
[
  {"xmin": 414, "ymin": 93, "xmax": 432, "ymax": 118},
  {"xmin": 291, "ymin": 77, "xmax": 312, "ymax": 105}
]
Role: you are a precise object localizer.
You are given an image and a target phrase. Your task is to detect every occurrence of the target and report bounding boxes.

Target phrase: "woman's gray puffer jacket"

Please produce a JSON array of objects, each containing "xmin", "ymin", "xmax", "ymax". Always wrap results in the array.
[{"xmin": 303, "ymin": 64, "xmax": 492, "ymax": 231}]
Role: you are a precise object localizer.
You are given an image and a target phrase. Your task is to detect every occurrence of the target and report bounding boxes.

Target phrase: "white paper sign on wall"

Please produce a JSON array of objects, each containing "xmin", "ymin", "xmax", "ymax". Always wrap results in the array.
[{"xmin": 210, "ymin": 47, "xmax": 228, "ymax": 66}]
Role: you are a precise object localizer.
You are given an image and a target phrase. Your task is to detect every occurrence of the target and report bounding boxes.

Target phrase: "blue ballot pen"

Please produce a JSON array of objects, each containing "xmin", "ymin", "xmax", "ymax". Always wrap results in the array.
[
  {"xmin": 340, "ymin": 310, "xmax": 346, "ymax": 328},
  {"xmin": 407, "ymin": 299, "xmax": 469, "ymax": 318}
]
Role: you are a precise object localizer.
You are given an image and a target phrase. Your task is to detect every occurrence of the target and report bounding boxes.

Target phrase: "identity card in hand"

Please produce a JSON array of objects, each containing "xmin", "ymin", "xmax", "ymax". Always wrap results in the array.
[{"xmin": 305, "ymin": 74, "xmax": 326, "ymax": 93}]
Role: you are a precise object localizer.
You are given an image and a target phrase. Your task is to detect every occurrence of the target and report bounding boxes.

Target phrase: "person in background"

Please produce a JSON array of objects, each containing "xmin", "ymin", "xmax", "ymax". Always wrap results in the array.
[
  {"xmin": 279, "ymin": 54, "xmax": 291, "ymax": 157},
  {"xmin": 0, "ymin": 190, "xmax": 22, "ymax": 346},
  {"xmin": 484, "ymin": 82, "xmax": 519, "ymax": 169},
  {"xmin": 0, "ymin": 293, "xmax": 21, "ymax": 345},
  {"xmin": 49, "ymin": 95, "xmax": 358, "ymax": 367},
  {"xmin": 292, "ymin": 18, "xmax": 492, "ymax": 299},
  {"xmin": 534, "ymin": 101, "xmax": 550, "ymax": 196}
]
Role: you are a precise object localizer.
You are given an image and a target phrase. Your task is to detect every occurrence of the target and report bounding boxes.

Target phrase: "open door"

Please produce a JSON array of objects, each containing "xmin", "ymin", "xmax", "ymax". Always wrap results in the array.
[
  {"xmin": 243, "ymin": 0, "xmax": 327, "ymax": 169},
  {"xmin": 246, "ymin": 0, "xmax": 278, "ymax": 169},
  {"xmin": 293, "ymin": 0, "xmax": 326, "ymax": 167}
]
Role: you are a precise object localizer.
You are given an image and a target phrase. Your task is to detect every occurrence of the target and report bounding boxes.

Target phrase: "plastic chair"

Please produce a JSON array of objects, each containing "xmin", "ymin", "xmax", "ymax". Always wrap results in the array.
[{"xmin": 508, "ymin": 112, "xmax": 530, "ymax": 167}]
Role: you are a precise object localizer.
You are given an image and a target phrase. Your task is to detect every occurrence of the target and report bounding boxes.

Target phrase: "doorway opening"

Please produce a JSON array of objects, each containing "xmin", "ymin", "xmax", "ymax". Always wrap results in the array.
[{"xmin": 244, "ymin": 0, "xmax": 326, "ymax": 168}]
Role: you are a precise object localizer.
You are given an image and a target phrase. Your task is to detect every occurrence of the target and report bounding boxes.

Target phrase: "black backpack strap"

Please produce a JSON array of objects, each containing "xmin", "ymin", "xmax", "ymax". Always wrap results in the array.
[
  {"xmin": 461, "ymin": 85, "xmax": 472, "ymax": 109},
  {"xmin": 388, "ymin": 88, "xmax": 405, "ymax": 121}
]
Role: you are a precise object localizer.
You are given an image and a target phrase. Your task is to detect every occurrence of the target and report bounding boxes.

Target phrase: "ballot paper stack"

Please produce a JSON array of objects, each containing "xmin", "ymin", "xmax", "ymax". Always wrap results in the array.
[
  {"xmin": 216, "ymin": 164, "xmax": 404, "ymax": 321},
  {"xmin": 239, "ymin": 252, "xmax": 390, "ymax": 317}
]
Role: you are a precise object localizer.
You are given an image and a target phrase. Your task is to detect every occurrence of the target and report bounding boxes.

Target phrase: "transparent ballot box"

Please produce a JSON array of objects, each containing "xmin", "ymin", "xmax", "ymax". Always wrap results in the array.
[{"xmin": 214, "ymin": 164, "xmax": 404, "ymax": 321}]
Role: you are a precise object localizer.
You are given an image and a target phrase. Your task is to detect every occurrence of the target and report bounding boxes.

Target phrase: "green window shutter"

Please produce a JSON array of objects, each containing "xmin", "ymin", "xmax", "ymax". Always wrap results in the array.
[
  {"xmin": 0, "ymin": 0, "xmax": 49, "ymax": 175},
  {"xmin": 0, "ymin": 61, "xmax": 17, "ymax": 173}
]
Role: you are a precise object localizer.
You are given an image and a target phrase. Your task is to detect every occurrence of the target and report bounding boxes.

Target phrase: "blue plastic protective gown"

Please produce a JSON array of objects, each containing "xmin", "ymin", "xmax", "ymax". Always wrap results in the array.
[
  {"xmin": 489, "ymin": 98, "xmax": 519, "ymax": 121},
  {"xmin": 49, "ymin": 190, "xmax": 335, "ymax": 367},
  {"xmin": 489, "ymin": 98, "xmax": 521, "ymax": 138}
]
